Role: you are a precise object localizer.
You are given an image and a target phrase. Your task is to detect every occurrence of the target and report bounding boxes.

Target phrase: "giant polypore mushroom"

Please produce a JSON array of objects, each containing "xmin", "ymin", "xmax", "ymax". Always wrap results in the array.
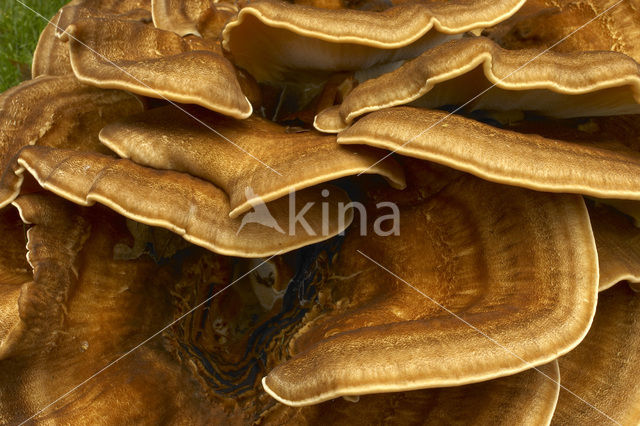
[
  {"xmin": 98, "ymin": 104, "xmax": 406, "ymax": 217},
  {"xmin": 315, "ymin": 36, "xmax": 640, "ymax": 132},
  {"xmin": 2, "ymin": 0, "xmax": 640, "ymax": 423},
  {"xmin": 222, "ymin": 0, "xmax": 527, "ymax": 83}
]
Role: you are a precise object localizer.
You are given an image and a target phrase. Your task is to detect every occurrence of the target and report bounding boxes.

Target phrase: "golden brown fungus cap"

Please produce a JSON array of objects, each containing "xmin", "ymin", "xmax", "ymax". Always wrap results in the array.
[
  {"xmin": 263, "ymin": 362, "xmax": 560, "ymax": 425},
  {"xmin": 151, "ymin": 0, "xmax": 234, "ymax": 38},
  {"xmin": 67, "ymin": 17, "xmax": 252, "ymax": 118},
  {"xmin": 11, "ymin": 146, "xmax": 353, "ymax": 258},
  {"xmin": 222, "ymin": 0, "xmax": 525, "ymax": 82},
  {"xmin": 99, "ymin": 105, "xmax": 405, "ymax": 218},
  {"xmin": 33, "ymin": 0, "xmax": 153, "ymax": 78},
  {"xmin": 31, "ymin": 10, "xmax": 73, "ymax": 78},
  {"xmin": 588, "ymin": 203, "xmax": 640, "ymax": 291},
  {"xmin": 338, "ymin": 107, "xmax": 640, "ymax": 200},
  {"xmin": 553, "ymin": 284, "xmax": 640, "ymax": 425},
  {"xmin": 0, "ymin": 193, "xmax": 215, "ymax": 423},
  {"xmin": 487, "ymin": 0, "xmax": 640, "ymax": 62},
  {"xmin": 263, "ymin": 174, "xmax": 598, "ymax": 405},
  {"xmin": 315, "ymin": 37, "xmax": 640, "ymax": 132},
  {"xmin": 0, "ymin": 75, "xmax": 144, "ymax": 209}
]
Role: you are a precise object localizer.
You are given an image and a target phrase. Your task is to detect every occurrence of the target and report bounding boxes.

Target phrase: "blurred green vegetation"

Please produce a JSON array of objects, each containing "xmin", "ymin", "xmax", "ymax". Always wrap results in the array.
[{"xmin": 0, "ymin": 0, "xmax": 68, "ymax": 92}]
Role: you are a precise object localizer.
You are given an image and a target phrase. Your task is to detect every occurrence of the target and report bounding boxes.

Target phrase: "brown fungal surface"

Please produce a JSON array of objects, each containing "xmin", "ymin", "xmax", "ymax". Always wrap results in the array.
[
  {"xmin": 222, "ymin": 0, "xmax": 526, "ymax": 82},
  {"xmin": 486, "ymin": 0, "xmax": 640, "ymax": 62},
  {"xmin": 33, "ymin": 0, "xmax": 153, "ymax": 78},
  {"xmin": 263, "ymin": 173, "xmax": 598, "ymax": 405},
  {"xmin": 338, "ymin": 107, "xmax": 640, "ymax": 200},
  {"xmin": 262, "ymin": 361, "xmax": 561, "ymax": 425},
  {"xmin": 553, "ymin": 284, "xmax": 640, "ymax": 425},
  {"xmin": 315, "ymin": 36, "xmax": 640, "ymax": 132},
  {"xmin": 151, "ymin": 0, "xmax": 234, "ymax": 38},
  {"xmin": 0, "ymin": 193, "xmax": 215, "ymax": 423},
  {"xmin": 0, "ymin": 208, "xmax": 30, "ymax": 355},
  {"xmin": 99, "ymin": 105, "xmax": 405, "ymax": 218},
  {"xmin": 10, "ymin": 146, "xmax": 353, "ymax": 257},
  {"xmin": 588, "ymin": 203, "xmax": 640, "ymax": 291},
  {"xmin": 0, "ymin": 75, "xmax": 144, "ymax": 208},
  {"xmin": 66, "ymin": 17, "xmax": 252, "ymax": 118},
  {"xmin": 31, "ymin": 10, "xmax": 72, "ymax": 78},
  {"xmin": 3, "ymin": 0, "xmax": 640, "ymax": 423}
]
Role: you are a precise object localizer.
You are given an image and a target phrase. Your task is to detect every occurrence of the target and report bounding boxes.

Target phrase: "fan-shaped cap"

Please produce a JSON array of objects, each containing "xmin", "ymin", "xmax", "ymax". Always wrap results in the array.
[
  {"xmin": 589, "ymin": 203, "xmax": 640, "ymax": 291},
  {"xmin": 553, "ymin": 284, "xmax": 640, "ymax": 425},
  {"xmin": 33, "ymin": 0, "xmax": 153, "ymax": 78},
  {"xmin": 151, "ymin": 0, "xmax": 235, "ymax": 38},
  {"xmin": 263, "ymin": 173, "xmax": 598, "ymax": 405},
  {"xmin": 221, "ymin": 0, "xmax": 525, "ymax": 82},
  {"xmin": 66, "ymin": 17, "xmax": 252, "ymax": 118},
  {"xmin": 338, "ymin": 107, "xmax": 640, "ymax": 200},
  {"xmin": 56, "ymin": 0, "xmax": 152, "ymax": 36},
  {"xmin": 99, "ymin": 105, "xmax": 405, "ymax": 218},
  {"xmin": 487, "ymin": 0, "xmax": 640, "ymax": 63},
  {"xmin": 263, "ymin": 361, "xmax": 560, "ymax": 425},
  {"xmin": 0, "ymin": 193, "xmax": 216, "ymax": 423},
  {"xmin": 0, "ymin": 75, "xmax": 144, "ymax": 209},
  {"xmin": 55, "ymin": 0, "xmax": 153, "ymax": 41},
  {"xmin": 315, "ymin": 37, "xmax": 640, "ymax": 132},
  {"xmin": 32, "ymin": 10, "xmax": 73, "ymax": 78},
  {"xmin": 11, "ymin": 146, "xmax": 354, "ymax": 257}
]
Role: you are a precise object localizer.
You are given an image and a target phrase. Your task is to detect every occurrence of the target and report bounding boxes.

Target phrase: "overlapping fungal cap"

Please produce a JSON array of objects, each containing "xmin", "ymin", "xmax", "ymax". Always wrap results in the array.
[
  {"xmin": 9, "ymin": 146, "xmax": 354, "ymax": 257},
  {"xmin": 32, "ymin": 0, "xmax": 152, "ymax": 77},
  {"xmin": 338, "ymin": 107, "xmax": 640, "ymax": 200},
  {"xmin": 0, "ymin": 75, "xmax": 144, "ymax": 208},
  {"xmin": 55, "ymin": 0, "xmax": 152, "ymax": 36},
  {"xmin": 588, "ymin": 203, "xmax": 640, "ymax": 291},
  {"xmin": 553, "ymin": 284, "xmax": 640, "ymax": 425},
  {"xmin": 31, "ymin": 10, "xmax": 72, "ymax": 77},
  {"xmin": 99, "ymin": 105, "xmax": 405, "ymax": 218},
  {"xmin": 65, "ymin": 17, "xmax": 252, "ymax": 118},
  {"xmin": 221, "ymin": 0, "xmax": 526, "ymax": 82},
  {"xmin": 314, "ymin": 37, "xmax": 640, "ymax": 132},
  {"xmin": 486, "ymin": 0, "xmax": 640, "ymax": 62},
  {"xmin": 262, "ymin": 362, "xmax": 560, "ymax": 425},
  {"xmin": 263, "ymin": 172, "xmax": 598, "ymax": 405},
  {"xmin": 151, "ymin": 0, "xmax": 236, "ymax": 38},
  {"xmin": 0, "ymin": 193, "xmax": 215, "ymax": 423}
]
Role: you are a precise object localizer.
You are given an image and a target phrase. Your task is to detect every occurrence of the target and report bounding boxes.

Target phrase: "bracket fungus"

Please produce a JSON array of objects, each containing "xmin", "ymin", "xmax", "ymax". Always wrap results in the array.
[
  {"xmin": 486, "ymin": 0, "xmax": 640, "ymax": 62},
  {"xmin": 99, "ymin": 104, "xmax": 405, "ymax": 217},
  {"xmin": 66, "ymin": 17, "xmax": 252, "ymax": 118},
  {"xmin": 1, "ymin": 194, "xmax": 216, "ymax": 423},
  {"xmin": 222, "ymin": 0, "xmax": 526, "ymax": 82},
  {"xmin": 338, "ymin": 107, "xmax": 640, "ymax": 200},
  {"xmin": 263, "ymin": 173, "xmax": 598, "ymax": 405},
  {"xmin": 315, "ymin": 36, "xmax": 640, "ymax": 132},
  {"xmin": 151, "ymin": 0, "xmax": 236, "ymax": 38},
  {"xmin": 2, "ymin": 0, "xmax": 640, "ymax": 423},
  {"xmin": 589, "ymin": 203, "xmax": 640, "ymax": 291},
  {"xmin": 10, "ymin": 146, "xmax": 353, "ymax": 257},
  {"xmin": 32, "ymin": 0, "xmax": 153, "ymax": 77},
  {"xmin": 553, "ymin": 283, "xmax": 640, "ymax": 425},
  {"xmin": 0, "ymin": 75, "xmax": 144, "ymax": 209}
]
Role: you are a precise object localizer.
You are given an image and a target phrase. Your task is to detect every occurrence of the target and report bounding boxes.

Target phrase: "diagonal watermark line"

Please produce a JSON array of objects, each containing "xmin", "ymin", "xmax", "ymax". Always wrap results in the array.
[
  {"xmin": 15, "ymin": 0, "xmax": 282, "ymax": 177},
  {"xmin": 17, "ymin": 252, "xmax": 282, "ymax": 425},
  {"xmin": 357, "ymin": 0, "xmax": 625, "ymax": 176},
  {"xmin": 356, "ymin": 249, "xmax": 620, "ymax": 425}
]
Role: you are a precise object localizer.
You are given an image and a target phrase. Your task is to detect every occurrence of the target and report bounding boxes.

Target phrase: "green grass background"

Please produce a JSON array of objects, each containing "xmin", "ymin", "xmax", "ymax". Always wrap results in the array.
[{"xmin": 0, "ymin": 0, "xmax": 68, "ymax": 92}]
